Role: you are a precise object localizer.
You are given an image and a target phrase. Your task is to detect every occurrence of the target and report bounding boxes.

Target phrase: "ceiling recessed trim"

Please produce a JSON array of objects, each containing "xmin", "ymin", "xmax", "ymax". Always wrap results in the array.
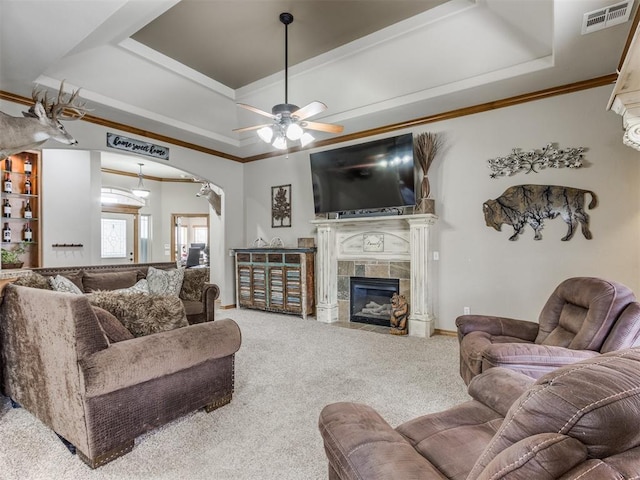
[{"xmin": 119, "ymin": 38, "xmax": 236, "ymax": 100}]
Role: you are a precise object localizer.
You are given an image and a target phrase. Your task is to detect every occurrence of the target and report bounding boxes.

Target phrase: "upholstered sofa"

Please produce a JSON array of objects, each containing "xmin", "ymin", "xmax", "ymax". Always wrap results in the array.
[
  {"xmin": 319, "ymin": 348, "xmax": 640, "ymax": 479},
  {"xmin": 30, "ymin": 262, "xmax": 218, "ymax": 324},
  {"xmin": 0, "ymin": 284, "xmax": 241, "ymax": 468}
]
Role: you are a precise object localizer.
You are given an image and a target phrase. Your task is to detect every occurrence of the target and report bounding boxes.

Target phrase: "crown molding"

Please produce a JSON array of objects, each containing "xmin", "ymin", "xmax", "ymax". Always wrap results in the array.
[{"xmin": 0, "ymin": 73, "xmax": 618, "ymax": 164}]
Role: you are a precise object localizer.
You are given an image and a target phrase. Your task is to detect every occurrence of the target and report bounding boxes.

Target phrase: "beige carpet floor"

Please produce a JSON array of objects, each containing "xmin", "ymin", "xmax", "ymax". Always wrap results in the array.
[{"xmin": 0, "ymin": 308, "xmax": 469, "ymax": 480}]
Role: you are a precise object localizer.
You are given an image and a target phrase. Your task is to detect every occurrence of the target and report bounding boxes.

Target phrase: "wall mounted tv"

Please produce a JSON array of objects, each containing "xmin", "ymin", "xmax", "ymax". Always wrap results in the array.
[{"xmin": 310, "ymin": 133, "xmax": 415, "ymax": 215}]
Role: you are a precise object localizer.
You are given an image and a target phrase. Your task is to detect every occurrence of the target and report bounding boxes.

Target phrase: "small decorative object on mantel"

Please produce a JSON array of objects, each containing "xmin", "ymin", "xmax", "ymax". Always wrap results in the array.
[
  {"xmin": 269, "ymin": 237, "xmax": 284, "ymax": 248},
  {"xmin": 488, "ymin": 143, "xmax": 586, "ymax": 178},
  {"xmin": 271, "ymin": 184, "xmax": 291, "ymax": 228},
  {"xmin": 413, "ymin": 132, "xmax": 443, "ymax": 214},
  {"xmin": 389, "ymin": 292, "xmax": 409, "ymax": 335},
  {"xmin": 297, "ymin": 237, "xmax": 315, "ymax": 248},
  {"xmin": 252, "ymin": 237, "xmax": 268, "ymax": 248},
  {"xmin": 483, "ymin": 184, "xmax": 597, "ymax": 241}
]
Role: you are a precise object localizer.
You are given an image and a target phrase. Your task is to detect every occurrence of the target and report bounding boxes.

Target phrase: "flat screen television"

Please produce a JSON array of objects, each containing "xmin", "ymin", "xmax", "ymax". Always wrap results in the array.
[{"xmin": 309, "ymin": 133, "xmax": 415, "ymax": 214}]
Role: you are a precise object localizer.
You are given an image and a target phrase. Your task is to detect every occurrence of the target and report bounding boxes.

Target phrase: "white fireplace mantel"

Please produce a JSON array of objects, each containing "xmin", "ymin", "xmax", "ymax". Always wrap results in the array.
[{"xmin": 311, "ymin": 213, "xmax": 437, "ymax": 337}]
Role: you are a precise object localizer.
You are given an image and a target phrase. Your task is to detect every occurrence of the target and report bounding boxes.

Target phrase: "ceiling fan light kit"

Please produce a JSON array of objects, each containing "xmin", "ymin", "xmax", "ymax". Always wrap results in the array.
[{"xmin": 234, "ymin": 12, "xmax": 343, "ymax": 150}]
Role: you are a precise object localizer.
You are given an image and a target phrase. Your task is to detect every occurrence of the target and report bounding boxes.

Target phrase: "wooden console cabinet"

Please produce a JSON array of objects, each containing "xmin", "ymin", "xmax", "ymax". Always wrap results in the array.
[{"xmin": 234, "ymin": 248, "xmax": 315, "ymax": 319}]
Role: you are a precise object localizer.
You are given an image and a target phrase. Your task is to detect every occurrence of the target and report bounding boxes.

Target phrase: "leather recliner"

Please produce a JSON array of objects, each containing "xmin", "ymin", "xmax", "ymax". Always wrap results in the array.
[
  {"xmin": 456, "ymin": 277, "xmax": 637, "ymax": 384},
  {"xmin": 319, "ymin": 348, "xmax": 640, "ymax": 479}
]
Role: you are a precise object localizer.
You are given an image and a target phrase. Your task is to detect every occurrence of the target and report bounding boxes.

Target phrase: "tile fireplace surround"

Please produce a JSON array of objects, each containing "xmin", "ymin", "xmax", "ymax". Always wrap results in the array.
[{"xmin": 311, "ymin": 214, "xmax": 437, "ymax": 337}]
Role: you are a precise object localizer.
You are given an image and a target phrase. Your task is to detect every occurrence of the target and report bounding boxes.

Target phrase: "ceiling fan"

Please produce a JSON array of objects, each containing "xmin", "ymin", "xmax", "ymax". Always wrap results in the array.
[{"xmin": 234, "ymin": 12, "xmax": 344, "ymax": 150}]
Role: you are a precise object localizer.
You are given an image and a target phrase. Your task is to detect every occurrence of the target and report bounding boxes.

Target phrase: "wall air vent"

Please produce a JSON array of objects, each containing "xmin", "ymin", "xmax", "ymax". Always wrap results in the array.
[{"xmin": 582, "ymin": 0, "xmax": 634, "ymax": 34}]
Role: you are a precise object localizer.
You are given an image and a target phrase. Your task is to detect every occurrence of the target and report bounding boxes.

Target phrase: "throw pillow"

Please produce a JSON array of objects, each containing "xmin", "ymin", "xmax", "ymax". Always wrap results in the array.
[
  {"xmin": 12, "ymin": 272, "xmax": 52, "ymax": 290},
  {"xmin": 113, "ymin": 278, "xmax": 150, "ymax": 295},
  {"xmin": 83, "ymin": 270, "xmax": 138, "ymax": 293},
  {"xmin": 179, "ymin": 267, "xmax": 209, "ymax": 302},
  {"xmin": 86, "ymin": 291, "xmax": 189, "ymax": 337},
  {"xmin": 49, "ymin": 275, "xmax": 83, "ymax": 294},
  {"xmin": 147, "ymin": 266, "xmax": 185, "ymax": 296},
  {"xmin": 92, "ymin": 306, "xmax": 134, "ymax": 343}
]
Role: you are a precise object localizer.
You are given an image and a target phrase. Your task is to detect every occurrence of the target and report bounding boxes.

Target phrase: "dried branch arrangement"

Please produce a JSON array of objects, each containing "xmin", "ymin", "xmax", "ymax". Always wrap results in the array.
[{"xmin": 413, "ymin": 132, "xmax": 443, "ymax": 199}]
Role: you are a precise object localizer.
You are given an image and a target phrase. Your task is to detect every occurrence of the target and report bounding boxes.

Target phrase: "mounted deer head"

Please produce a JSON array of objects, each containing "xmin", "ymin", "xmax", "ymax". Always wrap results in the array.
[
  {"xmin": 195, "ymin": 180, "xmax": 222, "ymax": 216},
  {"xmin": 0, "ymin": 81, "xmax": 88, "ymax": 160}
]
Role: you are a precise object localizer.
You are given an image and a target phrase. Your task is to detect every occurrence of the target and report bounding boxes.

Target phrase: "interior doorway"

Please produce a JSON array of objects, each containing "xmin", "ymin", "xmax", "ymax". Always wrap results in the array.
[{"xmin": 172, "ymin": 213, "xmax": 210, "ymax": 266}]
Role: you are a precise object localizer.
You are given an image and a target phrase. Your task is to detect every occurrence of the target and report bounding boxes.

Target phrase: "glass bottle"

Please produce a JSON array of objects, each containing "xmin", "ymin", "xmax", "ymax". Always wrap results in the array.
[
  {"xmin": 24, "ymin": 200, "xmax": 32, "ymax": 219},
  {"xmin": 3, "ymin": 223, "xmax": 11, "ymax": 243},
  {"xmin": 3, "ymin": 198, "xmax": 11, "ymax": 218},
  {"xmin": 3, "ymin": 172, "xmax": 12, "ymax": 194}
]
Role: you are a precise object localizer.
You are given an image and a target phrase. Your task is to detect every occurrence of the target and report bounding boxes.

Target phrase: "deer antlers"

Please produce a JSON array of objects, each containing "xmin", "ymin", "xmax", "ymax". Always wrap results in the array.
[{"xmin": 30, "ymin": 81, "xmax": 88, "ymax": 121}]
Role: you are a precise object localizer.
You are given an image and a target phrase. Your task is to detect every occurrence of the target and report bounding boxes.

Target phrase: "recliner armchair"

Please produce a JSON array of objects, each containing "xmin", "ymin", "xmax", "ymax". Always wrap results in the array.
[
  {"xmin": 456, "ymin": 277, "xmax": 637, "ymax": 384},
  {"xmin": 319, "ymin": 348, "xmax": 640, "ymax": 479}
]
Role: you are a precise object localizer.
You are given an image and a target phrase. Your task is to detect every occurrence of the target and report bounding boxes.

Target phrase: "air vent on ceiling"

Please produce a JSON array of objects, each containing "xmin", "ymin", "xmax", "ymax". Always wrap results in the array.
[{"xmin": 582, "ymin": 0, "xmax": 634, "ymax": 34}]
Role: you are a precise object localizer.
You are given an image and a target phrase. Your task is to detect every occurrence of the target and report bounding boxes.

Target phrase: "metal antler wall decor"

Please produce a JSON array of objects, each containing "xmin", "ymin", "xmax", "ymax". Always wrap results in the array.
[{"xmin": 488, "ymin": 143, "xmax": 586, "ymax": 178}]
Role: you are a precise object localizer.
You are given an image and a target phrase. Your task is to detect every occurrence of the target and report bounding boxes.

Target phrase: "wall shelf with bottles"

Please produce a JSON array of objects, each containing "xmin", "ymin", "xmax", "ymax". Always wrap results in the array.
[{"xmin": 1, "ymin": 151, "xmax": 41, "ymax": 269}]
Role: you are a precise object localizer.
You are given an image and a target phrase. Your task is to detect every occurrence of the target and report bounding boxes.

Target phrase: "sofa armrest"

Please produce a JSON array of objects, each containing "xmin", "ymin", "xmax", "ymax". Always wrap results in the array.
[
  {"xmin": 80, "ymin": 318, "xmax": 240, "ymax": 397},
  {"xmin": 482, "ymin": 344, "xmax": 601, "ymax": 378},
  {"xmin": 319, "ymin": 402, "xmax": 447, "ymax": 480},
  {"xmin": 468, "ymin": 367, "xmax": 535, "ymax": 416},
  {"xmin": 203, "ymin": 283, "xmax": 220, "ymax": 322},
  {"xmin": 456, "ymin": 315, "xmax": 539, "ymax": 342}
]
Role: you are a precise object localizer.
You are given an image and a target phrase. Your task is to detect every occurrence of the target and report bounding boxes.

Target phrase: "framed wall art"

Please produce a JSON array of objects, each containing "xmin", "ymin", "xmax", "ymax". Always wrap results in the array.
[{"xmin": 272, "ymin": 184, "xmax": 291, "ymax": 228}]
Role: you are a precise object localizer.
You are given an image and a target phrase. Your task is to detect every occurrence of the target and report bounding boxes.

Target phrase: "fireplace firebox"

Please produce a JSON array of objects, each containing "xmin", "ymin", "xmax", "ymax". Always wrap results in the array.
[{"xmin": 350, "ymin": 277, "xmax": 400, "ymax": 326}]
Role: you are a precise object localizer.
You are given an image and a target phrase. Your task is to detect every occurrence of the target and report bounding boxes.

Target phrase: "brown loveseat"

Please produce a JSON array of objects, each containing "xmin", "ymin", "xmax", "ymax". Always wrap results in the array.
[
  {"xmin": 319, "ymin": 348, "xmax": 640, "ymax": 479},
  {"xmin": 31, "ymin": 262, "xmax": 218, "ymax": 324},
  {"xmin": 0, "ymin": 284, "xmax": 241, "ymax": 468}
]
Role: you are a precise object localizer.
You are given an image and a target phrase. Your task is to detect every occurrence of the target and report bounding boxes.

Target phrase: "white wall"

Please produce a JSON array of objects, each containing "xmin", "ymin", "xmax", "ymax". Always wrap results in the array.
[
  {"xmin": 41, "ymin": 149, "xmax": 102, "ymax": 266},
  {"xmin": 243, "ymin": 86, "xmax": 640, "ymax": 332}
]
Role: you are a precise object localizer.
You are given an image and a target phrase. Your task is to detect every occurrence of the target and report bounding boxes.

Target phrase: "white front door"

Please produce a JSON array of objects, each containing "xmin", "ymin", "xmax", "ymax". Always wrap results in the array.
[{"xmin": 100, "ymin": 212, "xmax": 136, "ymax": 265}]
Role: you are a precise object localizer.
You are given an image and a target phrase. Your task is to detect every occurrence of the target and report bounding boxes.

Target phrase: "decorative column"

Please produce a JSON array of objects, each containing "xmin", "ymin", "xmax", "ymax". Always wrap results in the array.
[
  {"xmin": 407, "ymin": 215, "xmax": 437, "ymax": 337},
  {"xmin": 315, "ymin": 222, "xmax": 338, "ymax": 323}
]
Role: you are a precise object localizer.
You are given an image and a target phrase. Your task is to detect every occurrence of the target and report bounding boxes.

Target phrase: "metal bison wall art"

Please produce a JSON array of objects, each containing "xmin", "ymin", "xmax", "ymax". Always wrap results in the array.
[{"xmin": 483, "ymin": 184, "xmax": 597, "ymax": 241}]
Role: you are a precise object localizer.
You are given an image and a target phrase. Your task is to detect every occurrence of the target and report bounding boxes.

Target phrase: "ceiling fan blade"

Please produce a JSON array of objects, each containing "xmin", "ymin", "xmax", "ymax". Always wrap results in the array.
[
  {"xmin": 303, "ymin": 121, "xmax": 344, "ymax": 134},
  {"xmin": 292, "ymin": 101, "xmax": 327, "ymax": 120},
  {"xmin": 233, "ymin": 124, "xmax": 273, "ymax": 133},
  {"xmin": 237, "ymin": 103, "xmax": 276, "ymax": 119}
]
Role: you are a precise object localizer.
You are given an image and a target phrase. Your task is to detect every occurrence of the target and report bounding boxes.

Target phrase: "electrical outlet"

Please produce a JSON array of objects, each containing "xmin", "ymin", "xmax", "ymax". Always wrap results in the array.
[
  {"xmin": 463, "ymin": 307, "xmax": 470, "ymax": 315},
  {"xmin": 433, "ymin": 251, "xmax": 440, "ymax": 261}
]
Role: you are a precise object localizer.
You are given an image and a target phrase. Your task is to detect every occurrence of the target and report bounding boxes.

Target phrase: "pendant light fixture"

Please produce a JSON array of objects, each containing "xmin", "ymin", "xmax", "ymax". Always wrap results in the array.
[
  {"xmin": 132, "ymin": 163, "xmax": 150, "ymax": 198},
  {"xmin": 233, "ymin": 12, "xmax": 343, "ymax": 150}
]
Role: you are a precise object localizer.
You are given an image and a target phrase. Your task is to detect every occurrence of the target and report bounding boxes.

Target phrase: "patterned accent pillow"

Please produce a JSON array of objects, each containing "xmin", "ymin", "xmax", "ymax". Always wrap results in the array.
[
  {"xmin": 13, "ymin": 272, "xmax": 52, "ymax": 290},
  {"xmin": 87, "ymin": 291, "xmax": 188, "ymax": 337},
  {"xmin": 49, "ymin": 274, "xmax": 83, "ymax": 294},
  {"xmin": 179, "ymin": 267, "xmax": 209, "ymax": 302},
  {"xmin": 147, "ymin": 266, "xmax": 185, "ymax": 296},
  {"xmin": 114, "ymin": 278, "xmax": 149, "ymax": 295}
]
